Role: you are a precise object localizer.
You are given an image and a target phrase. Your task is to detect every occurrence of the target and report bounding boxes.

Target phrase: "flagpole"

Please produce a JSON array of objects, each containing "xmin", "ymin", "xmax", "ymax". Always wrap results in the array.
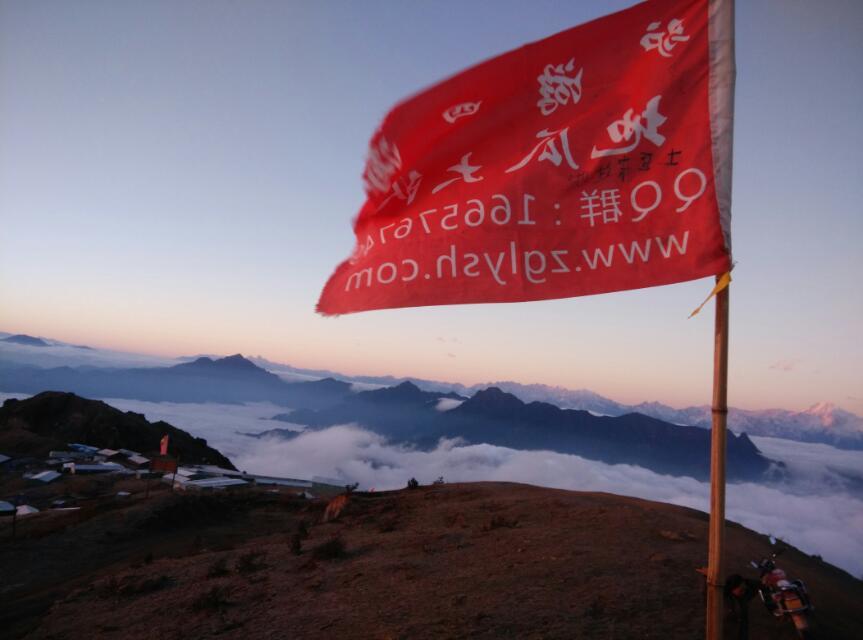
[{"xmin": 706, "ymin": 277, "xmax": 730, "ymax": 640}]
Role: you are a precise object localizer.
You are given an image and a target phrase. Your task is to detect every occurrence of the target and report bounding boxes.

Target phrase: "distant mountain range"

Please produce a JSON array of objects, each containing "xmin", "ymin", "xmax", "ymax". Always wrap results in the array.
[
  {"xmin": 1, "ymin": 334, "xmax": 52, "ymax": 347},
  {"xmin": 1, "ymin": 331, "xmax": 861, "ymax": 449},
  {"xmin": 419, "ymin": 382, "xmax": 863, "ymax": 450},
  {"xmin": 239, "ymin": 357, "xmax": 863, "ymax": 449},
  {"xmin": 0, "ymin": 353, "xmax": 773, "ymax": 481},
  {"xmin": 0, "ymin": 333, "xmax": 168, "ymax": 369},
  {"xmin": 0, "ymin": 355, "xmax": 354, "ymax": 409},
  {"xmin": 255, "ymin": 381, "xmax": 769, "ymax": 482}
]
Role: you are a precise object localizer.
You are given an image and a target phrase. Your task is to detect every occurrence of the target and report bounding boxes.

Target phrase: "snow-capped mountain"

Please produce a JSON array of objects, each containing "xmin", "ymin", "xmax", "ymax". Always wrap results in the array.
[{"xmin": 609, "ymin": 399, "xmax": 863, "ymax": 449}]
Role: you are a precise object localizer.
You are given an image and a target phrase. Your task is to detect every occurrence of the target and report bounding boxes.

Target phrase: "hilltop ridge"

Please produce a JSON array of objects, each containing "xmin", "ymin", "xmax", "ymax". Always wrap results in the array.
[
  {"xmin": 2, "ymin": 482, "xmax": 861, "ymax": 640},
  {"xmin": 0, "ymin": 391, "xmax": 234, "ymax": 468}
]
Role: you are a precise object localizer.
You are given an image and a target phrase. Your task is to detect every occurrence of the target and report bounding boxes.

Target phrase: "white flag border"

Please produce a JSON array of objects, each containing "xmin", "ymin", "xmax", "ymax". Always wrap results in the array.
[{"xmin": 708, "ymin": 0, "xmax": 736, "ymax": 255}]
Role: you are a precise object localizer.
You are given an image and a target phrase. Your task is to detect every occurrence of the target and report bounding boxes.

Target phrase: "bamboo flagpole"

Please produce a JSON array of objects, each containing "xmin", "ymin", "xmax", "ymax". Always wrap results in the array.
[
  {"xmin": 315, "ymin": 2, "xmax": 737, "ymax": 634},
  {"xmin": 706, "ymin": 277, "xmax": 730, "ymax": 639}
]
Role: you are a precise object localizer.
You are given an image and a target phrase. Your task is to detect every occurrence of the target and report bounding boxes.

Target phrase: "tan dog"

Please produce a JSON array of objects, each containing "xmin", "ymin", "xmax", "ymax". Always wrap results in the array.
[{"xmin": 323, "ymin": 494, "xmax": 349, "ymax": 523}]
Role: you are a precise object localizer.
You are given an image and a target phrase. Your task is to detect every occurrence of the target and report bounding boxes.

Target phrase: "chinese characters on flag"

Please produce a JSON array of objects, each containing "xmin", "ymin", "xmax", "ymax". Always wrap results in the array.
[{"xmin": 317, "ymin": 0, "xmax": 734, "ymax": 315}]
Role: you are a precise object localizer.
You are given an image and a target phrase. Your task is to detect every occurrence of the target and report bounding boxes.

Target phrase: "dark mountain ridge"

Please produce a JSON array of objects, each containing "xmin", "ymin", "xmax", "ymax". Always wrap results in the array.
[
  {"xmin": 0, "ymin": 391, "xmax": 235, "ymax": 468},
  {"xmin": 1, "ymin": 334, "xmax": 50, "ymax": 347},
  {"xmin": 263, "ymin": 385, "xmax": 770, "ymax": 482},
  {"xmin": 0, "ymin": 356, "xmax": 353, "ymax": 409},
  {"xmin": 277, "ymin": 381, "xmax": 465, "ymax": 440}
]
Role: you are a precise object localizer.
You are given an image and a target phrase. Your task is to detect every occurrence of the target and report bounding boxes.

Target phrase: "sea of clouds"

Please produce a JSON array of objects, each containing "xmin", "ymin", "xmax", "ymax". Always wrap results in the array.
[{"xmin": 3, "ymin": 392, "xmax": 861, "ymax": 578}]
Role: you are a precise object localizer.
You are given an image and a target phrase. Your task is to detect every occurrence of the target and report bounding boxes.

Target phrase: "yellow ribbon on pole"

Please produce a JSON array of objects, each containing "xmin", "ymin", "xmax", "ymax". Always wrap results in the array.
[{"xmin": 689, "ymin": 272, "xmax": 732, "ymax": 319}]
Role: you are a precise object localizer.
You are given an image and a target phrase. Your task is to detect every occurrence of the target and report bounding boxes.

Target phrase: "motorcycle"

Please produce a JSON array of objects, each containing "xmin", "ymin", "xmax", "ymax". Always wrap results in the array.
[{"xmin": 749, "ymin": 542, "xmax": 815, "ymax": 639}]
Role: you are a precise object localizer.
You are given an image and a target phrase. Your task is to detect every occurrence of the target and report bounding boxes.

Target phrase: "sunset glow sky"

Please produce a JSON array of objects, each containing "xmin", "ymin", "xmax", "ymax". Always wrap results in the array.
[{"xmin": 1, "ymin": 1, "xmax": 861, "ymax": 413}]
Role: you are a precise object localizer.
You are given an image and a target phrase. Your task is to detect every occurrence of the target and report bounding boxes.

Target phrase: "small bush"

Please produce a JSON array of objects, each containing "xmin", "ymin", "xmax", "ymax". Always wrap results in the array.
[
  {"xmin": 207, "ymin": 556, "xmax": 230, "ymax": 578},
  {"xmin": 98, "ymin": 574, "xmax": 174, "ymax": 599},
  {"xmin": 586, "ymin": 596, "xmax": 605, "ymax": 619},
  {"xmin": 378, "ymin": 517, "xmax": 398, "ymax": 533},
  {"xmin": 485, "ymin": 515, "xmax": 519, "ymax": 530},
  {"xmin": 119, "ymin": 575, "xmax": 174, "ymax": 597},
  {"xmin": 443, "ymin": 512, "xmax": 466, "ymax": 528},
  {"xmin": 191, "ymin": 586, "xmax": 232, "ymax": 613},
  {"xmin": 406, "ymin": 478, "xmax": 419, "ymax": 490},
  {"xmin": 290, "ymin": 533, "xmax": 303, "ymax": 556},
  {"xmin": 312, "ymin": 536, "xmax": 346, "ymax": 560},
  {"xmin": 236, "ymin": 550, "xmax": 267, "ymax": 574},
  {"xmin": 97, "ymin": 576, "xmax": 120, "ymax": 599},
  {"xmin": 296, "ymin": 519, "xmax": 309, "ymax": 539}
]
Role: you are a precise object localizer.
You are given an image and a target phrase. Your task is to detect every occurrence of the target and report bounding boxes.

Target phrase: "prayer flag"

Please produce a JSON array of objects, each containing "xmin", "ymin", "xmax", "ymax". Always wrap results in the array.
[{"xmin": 318, "ymin": 0, "xmax": 734, "ymax": 315}]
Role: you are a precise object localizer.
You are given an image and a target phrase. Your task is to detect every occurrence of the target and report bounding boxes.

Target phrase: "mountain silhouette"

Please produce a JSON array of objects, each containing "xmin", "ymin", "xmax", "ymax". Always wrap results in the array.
[
  {"xmin": 1, "ymin": 334, "xmax": 50, "ymax": 347},
  {"xmin": 0, "ymin": 356, "xmax": 352, "ymax": 409},
  {"xmin": 276, "ymin": 381, "xmax": 464, "ymax": 441},
  {"xmin": 267, "ymin": 386, "xmax": 769, "ymax": 482},
  {"xmin": 0, "ymin": 391, "xmax": 234, "ymax": 468}
]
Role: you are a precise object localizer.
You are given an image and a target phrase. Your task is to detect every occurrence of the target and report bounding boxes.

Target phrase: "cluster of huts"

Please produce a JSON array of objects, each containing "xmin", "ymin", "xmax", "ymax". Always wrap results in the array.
[{"xmin": 0, "ymin": 442, "xmax": 324, "ymax": 523}]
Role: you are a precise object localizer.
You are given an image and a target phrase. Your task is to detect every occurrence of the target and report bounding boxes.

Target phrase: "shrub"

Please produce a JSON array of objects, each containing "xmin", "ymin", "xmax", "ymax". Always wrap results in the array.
[
  {"xmin": 290, "ymin": 533, "xmax": 303, "ymax": 556},
  {"xmin": 586, "ymin": 596, "xmax": 605, "ymax": 619},
  {"xmin": 97, "ymin": 576, "xmax": 120, "ymax": 599},
  {"xmin": 119, "ymin": 575, "xmax": 174, "ymax": 598},
  {"xmin": 207, "ymin": 556, "xmax": 230, "ymax": 578},
  {"xmin": 296, "ymin": 519, "xmax": 309, "ymax": 539},
  {"xmin": 443, "ymin": 512, "xmax": 461, "ymax": 528},
  {"xmin": 236, "ymin": 550, "xmax": 267, "ymax": 574},
  {"xmin": 378, "ymin": 517, "xmax": 398, "ymax": 533},
  {"xmin": 312, "ymin": 536, "xmax": 346, "ymax": 560},
  {"xmin": 98, "ymin": 574, "xmax": 174, "ymax": 599},
  {"xmin": 406, "ymin": 478, "xmax": 419, "ymax": 490},
  {"xmin": 191, "ymin": 586, "xmax": 232, "ymax": 613},
  {"xmin": 485, "ymin": 515, "xmax": 519, "ymax": 530}
]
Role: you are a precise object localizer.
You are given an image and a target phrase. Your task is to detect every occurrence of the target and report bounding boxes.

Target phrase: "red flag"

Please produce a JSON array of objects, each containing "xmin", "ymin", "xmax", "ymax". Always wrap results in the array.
[
  {"xmin": 318, "ymin": 0, "xmax": 734, "ymax": 315},
  {"xmin": 160, "ymin": 435, "xmax": 169, "ymax": 456}
]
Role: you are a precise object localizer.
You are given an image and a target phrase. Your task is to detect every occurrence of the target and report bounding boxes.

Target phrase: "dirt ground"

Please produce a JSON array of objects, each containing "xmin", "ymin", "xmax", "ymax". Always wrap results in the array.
[{"xmin": 2, "ymin": 481, "xmax": 861, "ymax": 639}]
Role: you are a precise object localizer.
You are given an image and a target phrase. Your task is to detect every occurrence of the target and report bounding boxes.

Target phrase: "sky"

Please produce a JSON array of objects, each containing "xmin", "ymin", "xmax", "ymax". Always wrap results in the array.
[{"xmin": 1, "ymin": 0, "xmax": 861, "ymax": 413}]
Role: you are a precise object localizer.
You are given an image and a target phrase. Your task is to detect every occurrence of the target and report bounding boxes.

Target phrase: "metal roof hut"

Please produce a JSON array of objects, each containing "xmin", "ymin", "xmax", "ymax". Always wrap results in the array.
[
  {"xmin": 25, "ymin": 470, "xmax": 62, "ymax": 483},
  {"xmin": 125, "ymin": 455, "xmax": 150, "ymax": 469}
]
